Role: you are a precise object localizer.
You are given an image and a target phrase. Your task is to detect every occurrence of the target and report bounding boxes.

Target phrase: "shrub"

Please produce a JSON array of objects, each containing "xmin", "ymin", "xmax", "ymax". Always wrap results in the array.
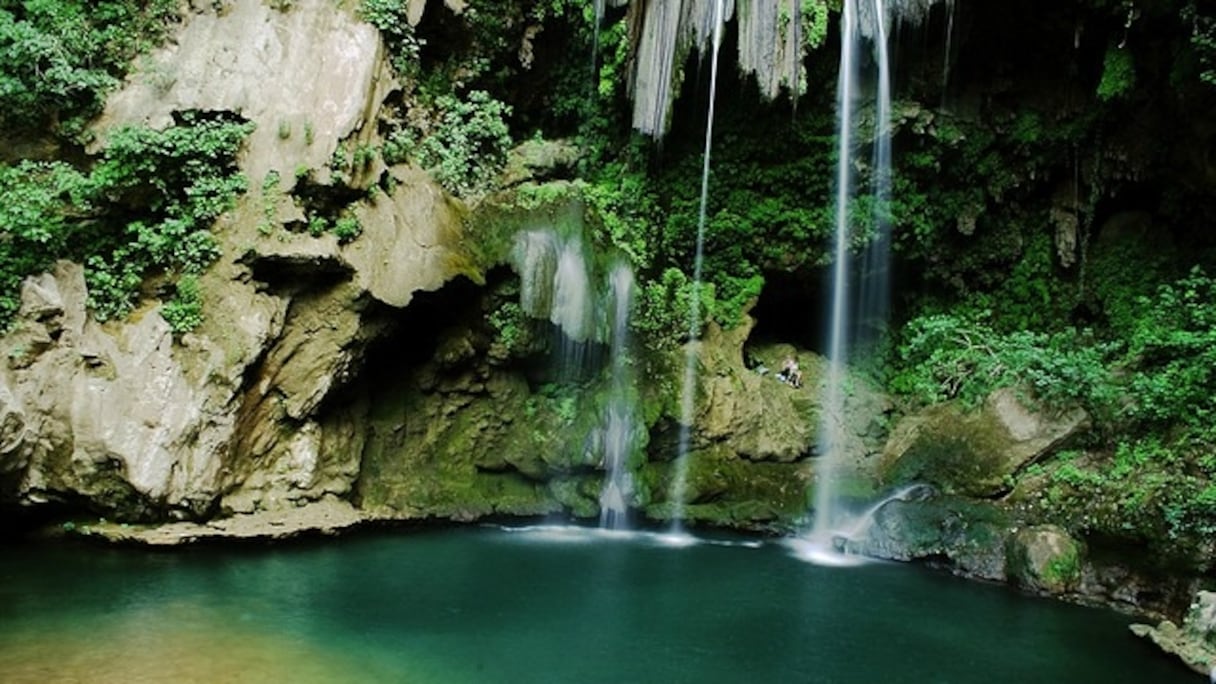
[
  {"xmin": 0, "ymin": 1, "xmax": 177, "ymax": 136},
  {"xmin": 889, "ymin": 313, "xmax": 1117, "ymax": 414},
  {"xmin": 0, "ymin": 113, "xmax": 251, "ymax": 329},
  {"xmin": 417, "ymin": 90, "xmax": 513, "ymax": 197},
  {"xmin": 161, "ymin": 275, "xmax": 204, "ymax": 334}
]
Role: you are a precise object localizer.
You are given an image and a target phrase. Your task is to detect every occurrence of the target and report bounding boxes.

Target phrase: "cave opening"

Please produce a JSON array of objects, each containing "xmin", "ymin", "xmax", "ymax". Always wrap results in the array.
[
  {"xmin": 749, "ymin": 269, "xmax": 829, "ymax": 355},
  {"xmin": 358, "ymin": 273, "xmax": 490, "ymax": 385}
]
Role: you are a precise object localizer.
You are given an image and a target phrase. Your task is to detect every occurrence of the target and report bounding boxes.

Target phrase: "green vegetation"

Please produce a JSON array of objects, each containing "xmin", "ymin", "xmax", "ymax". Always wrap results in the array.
[
  {"xmin": 1097, "ymin": 44, "xmax": 1136, "ymax": 100},
  {"xmin": 161, "ymin": 274, "xmax": 203, "ymax": 334},
  {"xmin": 889, "ymin": 313, "xmax": 1117, "ymax": 414},
  {"xmin": 0, "ymin": 0, "xmax": 178, "ymax": 137},
  {"xmin": 416, "ymin": 91, "xmax": 513, "ymax": 197},
  {"xmin": 358, "ymin": 0, "xmax": 421, "ymax": 79},
  {"xmin": 0, "ymin": 112, "xmax": 251, "ymax": 328}
]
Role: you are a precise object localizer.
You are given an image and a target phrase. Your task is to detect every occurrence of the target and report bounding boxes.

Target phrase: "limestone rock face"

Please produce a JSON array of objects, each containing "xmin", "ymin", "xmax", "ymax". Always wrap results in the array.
[
  {"xmin": 93, "ymin": 0, "xmax": 391, "ymax": 187},
  {"xmin": 880, "ymin": 388, "xmax": 1089, "ymax": 497},
  {"xmin": 694, "ymin": 322, "xmax": 814, "ymax": 464},
  {"xmin": 0, "ymin": 262, "xmax": 276, "ymax": 517},
  {"xmin": 1005, "ymin": 525, "xmax": 1083, "ymax": 594},
  {"xmin": 1, "ymin": 0, "xmax": 476, "ymax": 522}
]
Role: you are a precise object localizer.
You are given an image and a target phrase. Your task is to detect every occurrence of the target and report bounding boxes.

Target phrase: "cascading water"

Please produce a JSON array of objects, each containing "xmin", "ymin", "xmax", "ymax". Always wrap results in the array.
[
  {"xmin": 512, "ymin": 227, "xmax": 643, "ymax": 529},
  {"xmin": 512, "ymin": 228, "xmax": 596, "ymax": 378},
  {"xmin": 857, "ymin": 0, "xmax": 893, "ymax": 349},
  {"xmin": 599, "ymin": 263, "xmax": 636, "ymax": 530},
  {"xmin": 669, "ymin": 0, "xmax": 726, "ymax": 533},
  {"xmin": 808, "ymin": 0, "xmax": 896, "ymax": 549}
]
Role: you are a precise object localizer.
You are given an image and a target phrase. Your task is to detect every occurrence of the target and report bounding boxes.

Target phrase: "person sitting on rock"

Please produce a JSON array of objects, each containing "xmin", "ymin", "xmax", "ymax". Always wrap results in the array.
[{"xmin": 777, "ymin": 357, "xmax": 802, "ymax": 388}]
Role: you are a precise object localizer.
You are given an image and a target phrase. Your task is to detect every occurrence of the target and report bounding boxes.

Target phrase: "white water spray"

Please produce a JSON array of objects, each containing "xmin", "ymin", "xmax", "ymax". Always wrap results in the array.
[
  {"xmin": 857, "ymin": 0, "xmax": 893, "ymax": 347},
  {"xmin": 512, "ymin": 229, "xmax": 596, "ymax": 378},
  {"xmin": 789, "ymin": 485, "xmax": 927, "ymax": 566},
  {"xmin": 669, "ymin": 0, "xmax": 726, "ymax": 533}
]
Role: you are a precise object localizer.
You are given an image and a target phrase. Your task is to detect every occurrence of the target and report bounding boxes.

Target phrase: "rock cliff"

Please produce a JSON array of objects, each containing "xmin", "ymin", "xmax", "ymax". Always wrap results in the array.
[{"xmin": 1, "ymin": 0, "xmax": 475, "ymax": 522}]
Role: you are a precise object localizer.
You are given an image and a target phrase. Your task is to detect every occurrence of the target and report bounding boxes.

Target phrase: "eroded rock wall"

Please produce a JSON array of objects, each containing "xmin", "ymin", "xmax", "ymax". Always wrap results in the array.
[{"xmin": 0, "ymin": 0, "xmax": 477, "ymax": 521}]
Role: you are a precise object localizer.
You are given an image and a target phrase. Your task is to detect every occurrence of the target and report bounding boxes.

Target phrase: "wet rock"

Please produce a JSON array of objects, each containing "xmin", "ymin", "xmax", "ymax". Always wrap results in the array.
[
  {"xmin": 1132, "ymin": 591, "xmax": 1216, "ymax": 676},
  {"xmin": 500, "ymin": 140, "xmax": 581, "ymax": 186},
  {"xmin": 849, "ymin": 496, "xmax": 1012, "ymax": 581},
  {"xmin": 75, "ymin": 496, "xmax": 370, "ymax": 545}
]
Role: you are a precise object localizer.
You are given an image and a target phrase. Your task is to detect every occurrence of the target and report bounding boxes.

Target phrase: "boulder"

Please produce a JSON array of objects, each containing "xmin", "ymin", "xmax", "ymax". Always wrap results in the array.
[
  {"xmin": 880, "ymin": 388, "xmax": 1089, "ymax": 497},
  {"xmin": 0, "ymin": 262, "xmax": 270, "ymax": 518},
  {"xmin": 1005, "ymin": 525, "xmax": 1083, "ymax": 594},
  {"xmin": 847, "ymin": 496, "xmax": 1012, "ymax": 581}
]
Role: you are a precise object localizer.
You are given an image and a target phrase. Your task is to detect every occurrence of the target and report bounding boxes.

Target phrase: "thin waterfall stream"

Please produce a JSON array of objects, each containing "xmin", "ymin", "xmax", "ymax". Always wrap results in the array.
[
  {"xmin": 670, "ymin": 0, "xmax": 726, "ymax": 533},
  {"xmin": 809, "ymin": 0, "xmax": 860, "ymax": 547},
  {"xmin": 807, "ymin": 0, "xmax": 896, "ymax": 555},
  {"xmin": 599, "ymin": 263, "xmax": 636, "ymax": 530}
]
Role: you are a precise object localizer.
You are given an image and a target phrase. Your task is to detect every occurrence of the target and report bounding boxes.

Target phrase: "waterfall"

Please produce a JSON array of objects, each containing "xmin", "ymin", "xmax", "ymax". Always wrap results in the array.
[
  {"xmin": 789, "ymin": 485, "xmax": 930, "ymax": 565},
  {"xmin": 669, "ymin": 0, "xmax": 726, "ymax": 533},
  {"xmin": 599, "ymin": 263, "xmax": 636, "ymax": 530},
  {"xmin": 810, "ymin": 0, "xmax": 861, "ymax": 544},
  {"xmin": 593, "ymin": 0, "xmax": 606, "ymax": 73},
  {"xmin": 511, "ymin": 227, "xmax": 643, "ymax": 528},
  {"xmin": 512, "ymin": 228, "xmax": 595, "ymax": 377},
  {"xmin": 809, "ymin": 0, "xmax": 908, "ymax": 551},
  {"xmin": 857, "ymin": 0, "xmax": 893, "ymax": 350}
]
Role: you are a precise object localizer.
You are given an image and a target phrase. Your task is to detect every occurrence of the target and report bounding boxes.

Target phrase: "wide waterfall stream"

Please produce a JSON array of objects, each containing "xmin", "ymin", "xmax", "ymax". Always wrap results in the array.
[{"xmin": 0, "ymin": 528, "xmax": 1192, "ymax": 683}]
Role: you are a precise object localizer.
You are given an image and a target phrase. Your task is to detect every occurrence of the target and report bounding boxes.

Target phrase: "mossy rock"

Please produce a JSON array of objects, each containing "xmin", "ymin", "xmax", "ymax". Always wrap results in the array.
[
  {"xmin": 851, "ymin": 496, "xmax": 1014, "ymax": 580},
  {"xmin": 636, "ymin": 445, "xmax": 811, "ymax": 529},
  {"xmin": 880, "ymin": 388, "xmax": 1088, "ymax": 497},
  {"xmin": 1005, "ymin": 525, "xmax": 1083, "ymax": 594}
]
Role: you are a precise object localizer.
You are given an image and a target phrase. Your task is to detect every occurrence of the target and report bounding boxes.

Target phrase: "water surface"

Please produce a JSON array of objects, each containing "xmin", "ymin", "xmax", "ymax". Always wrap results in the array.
[{"xmin": 0, "ymin": 526, "xmax": 1192, "ymax": 683}]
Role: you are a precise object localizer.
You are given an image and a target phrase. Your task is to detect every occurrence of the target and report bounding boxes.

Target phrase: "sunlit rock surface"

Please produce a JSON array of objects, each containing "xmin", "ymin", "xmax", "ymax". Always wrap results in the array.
[{"xmin": 93, "ymin": 0, "xmax": 391, "ymax": 186}]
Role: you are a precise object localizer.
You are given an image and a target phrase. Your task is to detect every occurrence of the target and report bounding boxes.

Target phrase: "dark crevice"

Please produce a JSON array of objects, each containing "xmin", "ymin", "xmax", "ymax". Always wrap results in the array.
[
  {"xmin": 337, "ymin": 271, "xmax": 495, "ymax": 405},
  {"xmin": 749, "ymin": 269, "xmax": 828, "ymax": 354},
  {"xmin": 247, "ymin": 254, "xmax": 355, "ymax": 292}
]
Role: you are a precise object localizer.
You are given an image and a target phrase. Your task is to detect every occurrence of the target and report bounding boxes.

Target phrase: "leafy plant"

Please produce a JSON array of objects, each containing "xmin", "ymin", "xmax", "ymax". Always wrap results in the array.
[
  {"xmin": 889, "ymin": 312, "xmax": 1118, "ymax": 414},
  {"xmin": 417, "ymin": 90, "xmax": 513, "ymax": 197},
  {"xmin": 161, "ymin": 274, "xmax": 204, "ymax": 334},
  {"xmin": 1097, "ymin": 44, "xmax": 1136, "ymax": 100},
  {"xmin": 0, "ymin": 112, "xmax": 251, "ymax": 329},
  {"xmin": 333, "ymin": 216, "xmax": 362, "ymax": 244},
  {"xmin": 359, "ymin": 0, "xmax": 423, "ymax": 78}
]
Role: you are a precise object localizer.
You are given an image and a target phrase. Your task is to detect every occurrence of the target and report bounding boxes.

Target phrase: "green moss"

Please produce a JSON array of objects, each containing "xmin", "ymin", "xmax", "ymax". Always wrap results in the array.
[{"xmin": 637, "ymin": 449, "xmax": 810, "ymax": 529}]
